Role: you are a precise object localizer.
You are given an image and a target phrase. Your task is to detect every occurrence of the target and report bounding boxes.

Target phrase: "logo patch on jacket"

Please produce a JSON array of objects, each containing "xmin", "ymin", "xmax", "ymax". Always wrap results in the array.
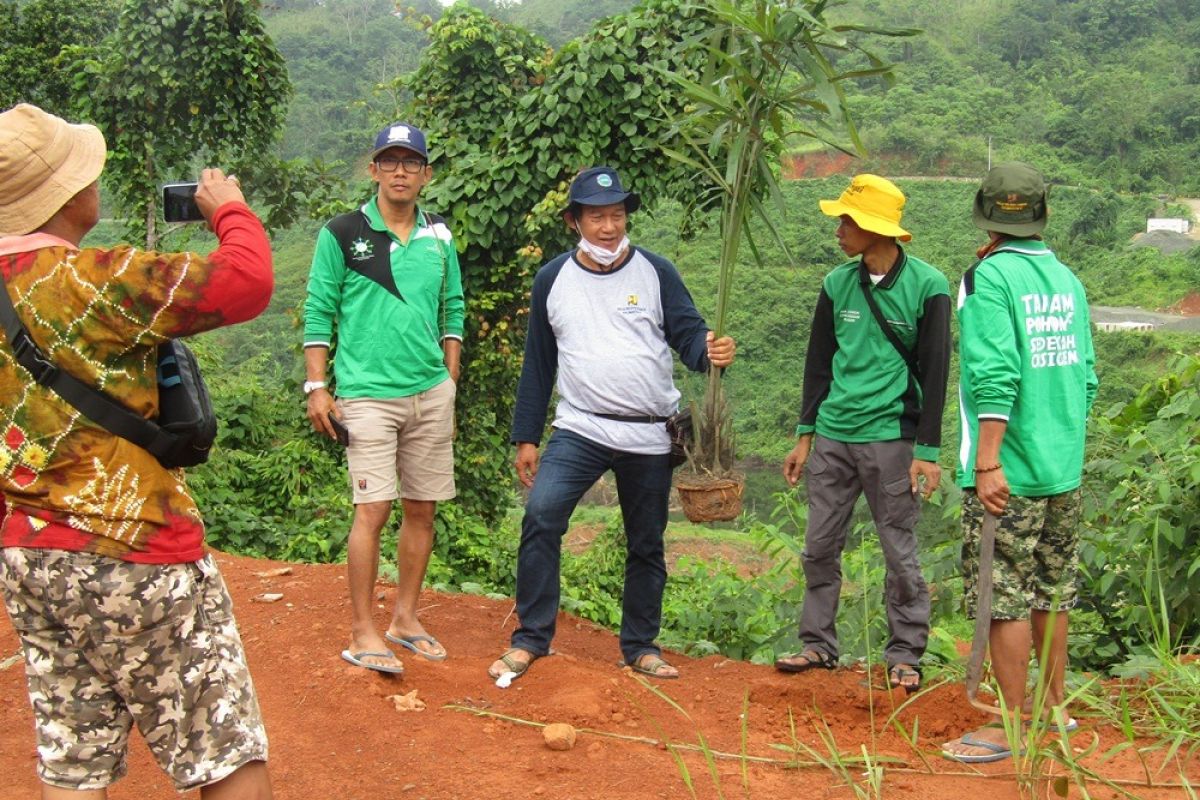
[
  {"xmin": 349, "ymin": 238, "xmax": 375, "ymax": 261},
  {"xmin": 839, "ymin": 309, "xmax": 861, "ymax": 323}
]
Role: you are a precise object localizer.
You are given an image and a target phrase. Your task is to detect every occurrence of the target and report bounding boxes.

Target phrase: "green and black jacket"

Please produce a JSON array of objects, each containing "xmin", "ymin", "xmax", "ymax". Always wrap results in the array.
[{"xmin": 796, "ymin": 249, "xmax": 951, "ymax": 461}]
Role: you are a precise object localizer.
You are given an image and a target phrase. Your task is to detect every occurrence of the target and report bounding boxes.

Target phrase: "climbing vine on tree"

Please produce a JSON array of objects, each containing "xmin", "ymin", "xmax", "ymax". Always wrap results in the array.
[
  {"xmin": 392, "ymin": 0, "xmax": 714, "ymax": 552},
  {"xmin": 75, "ymin": 0, "xmax": 292, "ymax": 247}
]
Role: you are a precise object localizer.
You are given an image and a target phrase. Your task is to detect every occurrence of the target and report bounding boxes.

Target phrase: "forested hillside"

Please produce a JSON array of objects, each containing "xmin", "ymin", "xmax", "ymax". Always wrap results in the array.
[{"xmin": 3, "ymin": 0, "xmax": 1198, "ymax": 667}]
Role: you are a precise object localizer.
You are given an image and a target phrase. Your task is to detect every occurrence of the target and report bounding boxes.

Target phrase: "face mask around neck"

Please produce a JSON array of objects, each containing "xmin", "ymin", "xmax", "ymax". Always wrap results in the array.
[{"xmin": 577, "ymin": 235, "xmax": 629, "ymax": 267}]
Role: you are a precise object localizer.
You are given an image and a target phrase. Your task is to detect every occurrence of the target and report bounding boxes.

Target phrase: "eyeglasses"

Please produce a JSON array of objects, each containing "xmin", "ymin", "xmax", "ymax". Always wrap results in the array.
[{"xmin": 374, "ymin": 156, "xmax": 427, "ymax": 174}]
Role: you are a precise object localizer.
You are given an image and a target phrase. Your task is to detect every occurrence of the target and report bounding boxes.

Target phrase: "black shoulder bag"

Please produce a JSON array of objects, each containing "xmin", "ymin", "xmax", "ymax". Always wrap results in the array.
[
  {"xmin": 859, "ymin": 281, "xmax": 918, "ymax": 379},
  {"xmin": 0, "ymin": 272, "xmax": 216, "ymax": 469}
]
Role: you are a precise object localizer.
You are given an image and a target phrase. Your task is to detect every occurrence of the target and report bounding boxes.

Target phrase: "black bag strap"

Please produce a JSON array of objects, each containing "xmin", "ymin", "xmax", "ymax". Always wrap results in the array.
[
  {"xmin": 859, "ymin": 280, "xmax": 918, "ymax": 378},
  {"xmin": 0, "ymin": 271, "xmax": 176, "ymax": 459}
]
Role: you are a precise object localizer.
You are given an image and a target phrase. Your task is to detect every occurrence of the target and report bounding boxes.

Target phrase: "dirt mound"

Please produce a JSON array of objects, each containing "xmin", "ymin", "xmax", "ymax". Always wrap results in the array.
[
  {"xmin": 2, "ymin": 552, "xmax": 1194, "ymax": 799},
  {"xmin": 1170, "ymin": 291, "xmax": 1200, "ymax": 316},
  {"xmin": 1131, "ymin": 229, "xmax": 1197, "ymax": 254},
  {"xmin": 782, "ymin": 150, "xmax": 855, "ymax": 179}
]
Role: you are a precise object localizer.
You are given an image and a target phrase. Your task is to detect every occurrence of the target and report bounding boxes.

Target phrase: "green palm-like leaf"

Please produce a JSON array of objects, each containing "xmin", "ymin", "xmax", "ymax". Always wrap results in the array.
[{"xmin": 660, "ymin": 0, "xmax": 915, "ymax": 479}]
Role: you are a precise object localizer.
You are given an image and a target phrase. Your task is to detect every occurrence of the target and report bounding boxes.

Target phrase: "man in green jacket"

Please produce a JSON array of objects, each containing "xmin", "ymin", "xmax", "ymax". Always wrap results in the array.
[
  {"xmin": 303, "ymin": 123, "xmax": 465, "ymax": 674},
  {"xmin": 778, "ymin": 174, "xmax": 951, "ymax": 693},
  {"xmin": 943, "ymin": 162, "xmax": 1097, "ymax": 763}
]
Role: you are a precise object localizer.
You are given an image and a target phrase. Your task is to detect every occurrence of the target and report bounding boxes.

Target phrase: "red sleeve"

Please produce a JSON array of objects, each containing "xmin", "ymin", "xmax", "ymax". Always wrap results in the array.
[{"xmin": 192, "ymin": 202, "xmax": 274, "ymax": 325}]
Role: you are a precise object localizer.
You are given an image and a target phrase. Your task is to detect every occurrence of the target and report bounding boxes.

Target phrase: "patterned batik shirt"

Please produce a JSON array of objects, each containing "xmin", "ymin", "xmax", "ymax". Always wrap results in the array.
[{"xmin": 0, "ymin": 203, "xmax": 273, "ymax": 563}]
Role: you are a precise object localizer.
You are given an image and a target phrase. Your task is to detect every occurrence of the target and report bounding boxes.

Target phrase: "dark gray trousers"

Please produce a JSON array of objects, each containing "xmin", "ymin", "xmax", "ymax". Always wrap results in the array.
[{"xmin": 799, "ymin": 435, "xmax": 930, "ymax": 666}]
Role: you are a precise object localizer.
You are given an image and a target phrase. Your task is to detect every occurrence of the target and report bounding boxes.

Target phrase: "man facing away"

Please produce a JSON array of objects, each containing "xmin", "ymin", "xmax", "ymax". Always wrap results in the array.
[
  {"xmin": 304, "ymin": 123, "xmax": 465, "ymax": 674},
  {"xmin": 943, "ymin": 162, "xmax": 1097, "ymax": 762},
  {"xmin": 0, "ymin": 103, "xmax": 272, "ymax": 798},
  {"xmin": 490, "ymin": 166, "xmax": 735, "ymax": 682},
  {"xmin": 778, "ymin": 174, "xmax": 950, "ymax": 693}
]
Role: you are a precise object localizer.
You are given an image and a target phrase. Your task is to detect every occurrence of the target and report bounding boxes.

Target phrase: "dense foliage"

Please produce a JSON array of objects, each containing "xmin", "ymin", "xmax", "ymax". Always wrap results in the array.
[
  {"xmin": 1078, "ymin": 356, "xmax": 1200, "ymax": 663},
  {"xmin": 0, "ymin": 0, "xmax": 118, "ymax": 115},
  {"xmin": 839, "ymin": 0, "xmax": 1200, "ymax": 194}
]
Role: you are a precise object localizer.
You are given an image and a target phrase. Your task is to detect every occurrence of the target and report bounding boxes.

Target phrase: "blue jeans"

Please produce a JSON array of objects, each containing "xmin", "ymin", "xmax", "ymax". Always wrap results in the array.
[{"xmin": 511, "ymin": 428, "xmax": 673, "ymax": 664}]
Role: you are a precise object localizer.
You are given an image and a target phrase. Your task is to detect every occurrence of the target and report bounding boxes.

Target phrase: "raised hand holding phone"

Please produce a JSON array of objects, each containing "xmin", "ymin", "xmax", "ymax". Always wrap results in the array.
[{"xmin": 163, "ymin": 169, "xmax": 245, "ymax": 224}]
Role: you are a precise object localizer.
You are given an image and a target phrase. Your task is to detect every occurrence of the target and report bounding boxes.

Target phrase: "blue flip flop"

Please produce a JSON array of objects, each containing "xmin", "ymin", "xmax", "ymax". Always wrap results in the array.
[
  {"xmin": 1029, "ymin": 716, "xmax": 1079, "ymax": 734},
  {"xmin": 942, "ymin": 732, "xmax": 1021, "ymax": 763},
  {"xmin": 385, "ymin": 632, "xmax": 447, "ymax": 661},
  {"xmin": 341, "ymin": 649, "xmax": 404, "ymax": 675}
]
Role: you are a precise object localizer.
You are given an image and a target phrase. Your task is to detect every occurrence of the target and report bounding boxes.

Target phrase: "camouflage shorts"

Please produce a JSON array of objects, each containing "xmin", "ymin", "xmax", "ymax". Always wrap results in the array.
[
  {"xmin": 961, "ymin": 489, "xmax": 1082, "ymax": 620},
  {"xmin": 0, "ymin": 549, "xmax": 268, "ymax": 791}
]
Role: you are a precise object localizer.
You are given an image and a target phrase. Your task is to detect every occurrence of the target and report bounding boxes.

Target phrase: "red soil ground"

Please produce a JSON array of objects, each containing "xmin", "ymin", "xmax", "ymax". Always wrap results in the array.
[
  {"xmin": 1170, "ymin": 290, "xmax": 1200, "ymax": 316},
  {"xmin": 2, "ymin": 552, "xmax": 1195, "ymax": 799}
]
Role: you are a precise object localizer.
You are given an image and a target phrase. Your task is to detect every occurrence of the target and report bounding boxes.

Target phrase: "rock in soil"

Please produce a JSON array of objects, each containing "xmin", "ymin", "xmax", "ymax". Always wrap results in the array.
[{"xmin": 543, "ymin": 722, "xmax": 577, "ymax": 751}]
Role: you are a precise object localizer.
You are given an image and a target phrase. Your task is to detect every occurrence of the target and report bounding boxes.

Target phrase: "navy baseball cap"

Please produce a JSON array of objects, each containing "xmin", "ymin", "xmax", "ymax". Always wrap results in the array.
[
  {"xmin": 370, "ymin": 122, "xmax": 428, "ymax": 161},
  {"xmin": 565, "ymin": 166, "xmax": 640, "ymax": 214}
]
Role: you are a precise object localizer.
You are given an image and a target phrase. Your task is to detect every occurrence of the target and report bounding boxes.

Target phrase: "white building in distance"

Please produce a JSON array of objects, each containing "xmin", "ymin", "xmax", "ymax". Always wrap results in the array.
[{"xmin": 1146, "ymin": 218, "xmax": 1191, "ymax": 234}]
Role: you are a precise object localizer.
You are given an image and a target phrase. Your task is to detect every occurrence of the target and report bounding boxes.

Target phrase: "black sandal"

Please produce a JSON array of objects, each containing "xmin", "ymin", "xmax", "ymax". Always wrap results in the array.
[
  {"xmin": 888, "ymin": 663, "xmax": 922, "ymax": 694},
  {"xmin": 774, "ymin": 648, "xmax": 837, "ymax": 673}
]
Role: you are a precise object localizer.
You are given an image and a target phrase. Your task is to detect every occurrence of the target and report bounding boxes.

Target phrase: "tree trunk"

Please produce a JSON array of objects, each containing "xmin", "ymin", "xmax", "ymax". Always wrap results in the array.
[{"xmin": 144, "ymin": 148, "xmax": 157, "ymax": 250}]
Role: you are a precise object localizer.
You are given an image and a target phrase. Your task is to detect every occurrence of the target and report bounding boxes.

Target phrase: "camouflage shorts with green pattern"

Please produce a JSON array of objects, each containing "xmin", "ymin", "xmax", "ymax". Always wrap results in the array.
[
  {"xmin": 0, "ymin": 548, "xmax": 268, "ymax": 791},
  {"xmin": 961, "ymin": 488, "xmax": 1082, "ymax": 620}
]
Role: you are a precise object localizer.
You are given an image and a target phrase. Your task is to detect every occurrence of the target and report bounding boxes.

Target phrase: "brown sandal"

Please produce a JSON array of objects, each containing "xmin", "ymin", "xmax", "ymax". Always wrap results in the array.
[
  {"xmin": 627, "ymin": 654, "xmax": 679, "ymax": 680},
  {"xmin": 488, "ymin": 648, "xmax": 537, "ymax": 681},
  {"xmin": 888, "ymin": 663, "xmax": 922, "ymax": 694},
  {"xmin": 774, "ymin": 649, "xmax": 837, "ymax": 673}
]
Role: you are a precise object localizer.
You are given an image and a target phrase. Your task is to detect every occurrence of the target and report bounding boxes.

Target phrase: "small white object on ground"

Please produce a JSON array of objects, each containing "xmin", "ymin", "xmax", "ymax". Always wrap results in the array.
[{"xmin": 495, "ymin": 670, "xmax": 518, "ymax": 688}]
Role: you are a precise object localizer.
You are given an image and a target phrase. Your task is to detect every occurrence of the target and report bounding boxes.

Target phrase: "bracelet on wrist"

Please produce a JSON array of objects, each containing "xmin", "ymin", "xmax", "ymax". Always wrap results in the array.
[{"xmin": 975, "ymin": 463, "xmax": 1003, "ymax": 474}]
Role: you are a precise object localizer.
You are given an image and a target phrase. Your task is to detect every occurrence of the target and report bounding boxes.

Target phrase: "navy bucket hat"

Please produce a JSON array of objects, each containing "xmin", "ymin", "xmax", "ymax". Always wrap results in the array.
[{"xmin": 565, "ymin": 166, "xmax": 640, "ymax": 214}]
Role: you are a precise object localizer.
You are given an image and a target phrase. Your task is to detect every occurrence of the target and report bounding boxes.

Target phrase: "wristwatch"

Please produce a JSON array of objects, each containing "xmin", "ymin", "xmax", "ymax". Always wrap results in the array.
[{"xmin": 303, "ymin": 380, "xmax": 327, "ymax": 395}]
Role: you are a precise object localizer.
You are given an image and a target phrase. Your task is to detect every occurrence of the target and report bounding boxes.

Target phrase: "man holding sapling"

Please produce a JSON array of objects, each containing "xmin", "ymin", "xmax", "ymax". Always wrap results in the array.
[
  {"xmin": 778, "ymin": 174, "xmax": 950, "ymax": 694},
  {"xmin": 942, "ymin": 162, "xmax": 1096, "ymax": 763}
]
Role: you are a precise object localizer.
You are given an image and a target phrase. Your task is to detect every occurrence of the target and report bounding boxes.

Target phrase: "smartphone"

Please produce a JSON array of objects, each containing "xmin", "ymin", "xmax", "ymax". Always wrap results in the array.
[
  {"xmin": 162, "ymin": 182, "xmax": 203, "ymax": 223},
  {"xmin": 329, "ymin": 415, "xmax": 350, "ymax": 447}
]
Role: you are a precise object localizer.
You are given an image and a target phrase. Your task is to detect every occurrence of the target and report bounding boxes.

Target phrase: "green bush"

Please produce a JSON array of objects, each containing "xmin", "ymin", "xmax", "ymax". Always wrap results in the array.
[{"xmin": 1077, "ymin": 355, "xmax": 1200, "ymax": 668}]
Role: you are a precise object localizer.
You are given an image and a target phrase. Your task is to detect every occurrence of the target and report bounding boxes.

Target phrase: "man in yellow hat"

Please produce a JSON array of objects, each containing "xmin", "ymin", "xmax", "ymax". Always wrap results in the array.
[
  {"xmin": 0, "ymin": 104, "xmax": 273, "ymax": 797},
  {"xmin": 776, "ymin": 174, "xmax": 950, "ymax": 693}
]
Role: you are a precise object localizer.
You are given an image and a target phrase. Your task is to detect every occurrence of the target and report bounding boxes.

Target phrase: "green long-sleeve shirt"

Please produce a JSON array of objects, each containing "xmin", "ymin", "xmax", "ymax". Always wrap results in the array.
[
  {"xmin": 956, "ymin": 239, "xmax": 1098, "ymax": 495},
  {"xmin": 797, "ymin": 249, "xmax": 952, "ymax": 461},
  {"xmin": 303, "ymin": 197, "xmax": 465, "ymax": 398}
]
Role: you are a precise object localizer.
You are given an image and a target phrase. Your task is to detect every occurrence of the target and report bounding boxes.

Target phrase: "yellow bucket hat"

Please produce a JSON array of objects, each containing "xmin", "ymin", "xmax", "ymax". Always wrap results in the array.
[{"xmin": 819, "ymin": 174, "xmax": 911, "ymax": 241}]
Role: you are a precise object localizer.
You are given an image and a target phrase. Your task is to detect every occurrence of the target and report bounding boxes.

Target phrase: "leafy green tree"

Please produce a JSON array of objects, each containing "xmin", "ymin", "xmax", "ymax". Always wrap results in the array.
[
  {"xmin": 478, "ymin": 0, "xmax": 637, "ymax": 46},
  {"xmin": 76, "ymin": 0, "xmax": 292, "ymax": 246},
  {"xmin": 386, "ymin": 0, "xmax": 719, "ymax": 563},
  {"xmin": 0, "ymin": 0, "xmax": 119, "ymax": 114}
]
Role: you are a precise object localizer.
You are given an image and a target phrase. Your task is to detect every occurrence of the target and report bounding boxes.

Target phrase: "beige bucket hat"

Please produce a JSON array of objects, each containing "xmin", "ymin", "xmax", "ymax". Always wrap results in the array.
[{"xmin": 0, "ymin": 103, "xmax": 107, "ymax": 236}]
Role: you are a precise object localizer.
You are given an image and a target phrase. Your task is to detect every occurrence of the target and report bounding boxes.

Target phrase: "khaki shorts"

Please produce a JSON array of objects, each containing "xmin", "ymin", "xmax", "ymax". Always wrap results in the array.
[
  {"xmin": 0, "ymin": 548, "xmax": 268, "ymax": 791},
  {"xmin": 961, "ymin": 489, "xmax": 1082, "ymax": 620},
  {"xmin": 338, "ymin": 378, "xmax": 457, "ymax": 504}
]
